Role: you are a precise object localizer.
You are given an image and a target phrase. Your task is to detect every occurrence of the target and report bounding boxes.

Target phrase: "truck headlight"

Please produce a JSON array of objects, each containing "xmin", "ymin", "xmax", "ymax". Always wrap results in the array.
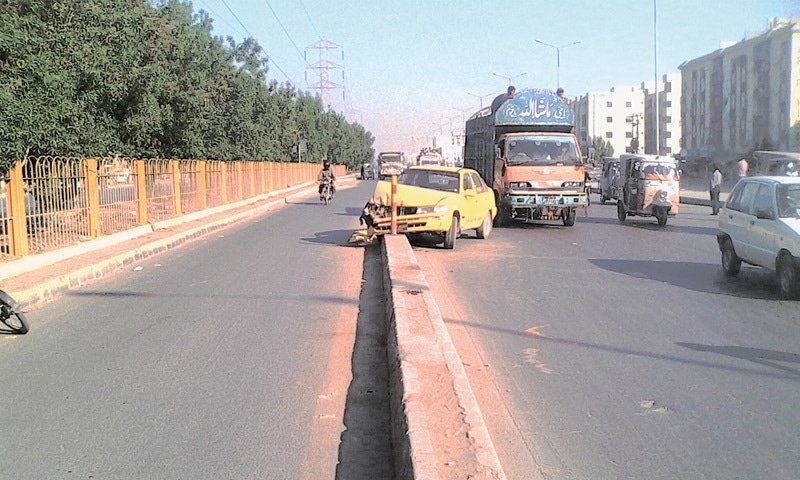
[{"xmin": 510, "ymin": 182, "xmax": 530, "ymax": 189}]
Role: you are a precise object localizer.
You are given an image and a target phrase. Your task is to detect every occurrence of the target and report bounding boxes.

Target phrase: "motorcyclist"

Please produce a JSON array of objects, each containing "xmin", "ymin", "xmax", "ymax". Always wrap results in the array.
[{"xmin": 318, "ymin": 159, "xmax": 336, "ymax": 198}]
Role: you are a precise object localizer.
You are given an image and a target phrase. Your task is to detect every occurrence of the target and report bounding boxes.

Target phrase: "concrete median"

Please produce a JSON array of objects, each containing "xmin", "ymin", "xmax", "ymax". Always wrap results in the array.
[{"xmin": 381, "ymin": 234, "xmax": 506, "ymax": 480}]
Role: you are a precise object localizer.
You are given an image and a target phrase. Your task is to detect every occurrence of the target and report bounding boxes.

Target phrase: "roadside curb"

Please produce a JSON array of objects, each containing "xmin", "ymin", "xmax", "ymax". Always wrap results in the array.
[{"xmin": 382, "ymin": 234, "xmax": 506, "ymax": 480}]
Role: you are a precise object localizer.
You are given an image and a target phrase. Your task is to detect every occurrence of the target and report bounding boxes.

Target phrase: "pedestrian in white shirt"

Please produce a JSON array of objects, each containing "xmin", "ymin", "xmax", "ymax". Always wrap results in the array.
[{"xmin": 710, "ymin": 164, "xmax": 723, "ymax": 215}]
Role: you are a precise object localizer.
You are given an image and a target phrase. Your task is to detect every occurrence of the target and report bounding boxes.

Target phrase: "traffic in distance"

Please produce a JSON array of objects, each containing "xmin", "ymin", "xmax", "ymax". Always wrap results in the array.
[{"xmin": 355, "ymin": 87, "xmax": 800, "ymax": 298}]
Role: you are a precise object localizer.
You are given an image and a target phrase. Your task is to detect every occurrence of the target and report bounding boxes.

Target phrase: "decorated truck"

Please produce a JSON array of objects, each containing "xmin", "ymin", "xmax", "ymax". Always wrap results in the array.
[
  {"xmin": 464, "ymin": 88, "xmax": 588, "ymax": 226},
  {"xmin": 377, "ymin": 151, "xmax": 406, "ymax": 180}
]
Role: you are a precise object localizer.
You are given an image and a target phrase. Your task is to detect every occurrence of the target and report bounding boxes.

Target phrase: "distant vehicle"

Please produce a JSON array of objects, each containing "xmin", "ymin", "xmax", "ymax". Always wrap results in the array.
[
  {"xmin": 599, "ymin": 157, "xmax": 620, "ymax": 204},
  {"xmin": 615, "ymin": 154, "xmax": 680, "ymax": 226},
  {"xmin": 360, "ymin": 166, "xmax": 497, "ymax": 249},
  {"xmin": 753, "ymin": 151, "xmax": 800, "ymax": 177},
  {"xmin": 377, "ymin": 151, "xmax": 406, "ymax": 180},
  {"xmin": 464, "ymin": 88, "xmax": 588, "ymax": 227},
  {"xmin": 360, "ymin": 163, "xmax": 374, "ymax": 180},
  {"xmin": 717, "ymin": 175, "xmax": 800, "ymax": 298},
  {"xmin": 418, "ymin": 153, "xmax": 444, "ymax": 166}
]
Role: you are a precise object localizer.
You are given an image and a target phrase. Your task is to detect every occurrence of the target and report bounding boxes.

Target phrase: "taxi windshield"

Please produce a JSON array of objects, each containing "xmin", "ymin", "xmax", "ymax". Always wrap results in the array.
[{"xmin": 399, "ymin": 169, "xmax": 460, "ymax": 193}]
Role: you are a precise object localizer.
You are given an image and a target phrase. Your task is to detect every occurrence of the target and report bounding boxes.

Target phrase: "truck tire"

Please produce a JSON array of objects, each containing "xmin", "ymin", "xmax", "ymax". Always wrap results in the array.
[{"xmin": 562, "ymin": 209, "xmax": 576, "ymax": 226}]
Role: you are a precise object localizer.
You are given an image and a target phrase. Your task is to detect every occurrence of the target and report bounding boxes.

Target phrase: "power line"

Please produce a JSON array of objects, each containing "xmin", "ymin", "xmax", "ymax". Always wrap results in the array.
[
  {"xmin": 216, "ymin": 0, "xmax": 298, "ymax": 87},
  {"xmin": 297, "ymin": 0, "xmax": 322, "ymax": 40},
  {"xmin": 261, "ymin": 0, "xmax": 310, "ymax": 64}
]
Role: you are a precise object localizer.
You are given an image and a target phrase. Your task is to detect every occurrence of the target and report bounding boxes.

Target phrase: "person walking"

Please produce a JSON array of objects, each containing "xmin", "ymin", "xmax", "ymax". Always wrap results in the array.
[
  {"xmin": 710, "ymin": 164, "xmax": 723, "ymax": 215},
  {"xmin": 737, "ymin": 157, "xmax": 749, "ymax": 180}
]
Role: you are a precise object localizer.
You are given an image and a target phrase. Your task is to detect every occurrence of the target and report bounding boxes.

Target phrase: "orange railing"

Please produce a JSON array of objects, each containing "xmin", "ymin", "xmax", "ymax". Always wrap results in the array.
[{"xmin": 0, "ymin": 157, "xmax": 345, "ymax": 258}]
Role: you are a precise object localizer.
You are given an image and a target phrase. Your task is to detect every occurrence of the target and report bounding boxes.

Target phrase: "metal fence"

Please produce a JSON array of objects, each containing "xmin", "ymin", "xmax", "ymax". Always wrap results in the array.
[{"xmin": 0, "ymin": 157, "xmax": 344, "ymax": 259}]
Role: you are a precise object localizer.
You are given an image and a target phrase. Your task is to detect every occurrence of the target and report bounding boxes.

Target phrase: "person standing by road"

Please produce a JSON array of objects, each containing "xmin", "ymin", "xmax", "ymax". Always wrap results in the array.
[
  {"xmin": 710, "ymin": 164, "xmax": 723, "ymax": 215},
  {"xmin": 737, "ymin": 157, "xmax": 749, "ymax": 180}
]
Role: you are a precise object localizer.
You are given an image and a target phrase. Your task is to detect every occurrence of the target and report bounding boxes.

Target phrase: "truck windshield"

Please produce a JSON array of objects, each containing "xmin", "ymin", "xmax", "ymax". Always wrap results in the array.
[
  {"xmin": 380, "ymin": 155, "xmax": 403, "ymax": 163},
  {"xmin": 506, "ymin": 136, "xmax": 581, "ymax": 166}
]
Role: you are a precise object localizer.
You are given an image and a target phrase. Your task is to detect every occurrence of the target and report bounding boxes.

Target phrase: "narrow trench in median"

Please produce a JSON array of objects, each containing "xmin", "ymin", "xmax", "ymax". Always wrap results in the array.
[{"xmin": 335, "ymin": 242, "xmax": 396, "ymax": 479}]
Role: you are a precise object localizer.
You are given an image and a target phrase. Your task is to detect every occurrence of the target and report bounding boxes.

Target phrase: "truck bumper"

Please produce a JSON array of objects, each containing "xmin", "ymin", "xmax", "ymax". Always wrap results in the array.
[{"xmin": 503, "ymin": 191, "xmax": 589, "ymax": 222}]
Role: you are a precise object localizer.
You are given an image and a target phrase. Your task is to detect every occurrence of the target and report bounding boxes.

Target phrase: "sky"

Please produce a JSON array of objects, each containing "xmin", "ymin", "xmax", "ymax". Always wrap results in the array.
[{"xmin": 194, "ymin": 0, "xmax": 800, "ymax": 157}]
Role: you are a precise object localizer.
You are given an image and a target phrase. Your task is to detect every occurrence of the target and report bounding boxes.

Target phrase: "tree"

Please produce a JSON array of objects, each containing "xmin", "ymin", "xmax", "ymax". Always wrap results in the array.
[{"xmin": 591, "ymin": 136, "xmax": 614, "ymax": 161}]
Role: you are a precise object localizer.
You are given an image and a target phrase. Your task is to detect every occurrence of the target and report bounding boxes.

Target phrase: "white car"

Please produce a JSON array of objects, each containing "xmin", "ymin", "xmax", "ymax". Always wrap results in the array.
[{"xmin": 717, "ymin": 176, "xmax": 800, "ymax": 298}]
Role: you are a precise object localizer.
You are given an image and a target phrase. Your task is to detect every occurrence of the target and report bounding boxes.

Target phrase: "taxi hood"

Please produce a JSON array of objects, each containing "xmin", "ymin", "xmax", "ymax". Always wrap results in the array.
[{"xmin": 370, "ymin": 181, "xmax": 450, "ymax": 206}]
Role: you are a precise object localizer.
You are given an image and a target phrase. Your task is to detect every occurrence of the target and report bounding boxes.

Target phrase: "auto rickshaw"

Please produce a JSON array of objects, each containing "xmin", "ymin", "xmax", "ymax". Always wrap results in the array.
[
  {"xmin": 599, "ymin": 156, "xmax": 620, "ymax": 204},
  {"xmin": 615, "ymin": 154, "xmax": 680, "ymax": 226}
]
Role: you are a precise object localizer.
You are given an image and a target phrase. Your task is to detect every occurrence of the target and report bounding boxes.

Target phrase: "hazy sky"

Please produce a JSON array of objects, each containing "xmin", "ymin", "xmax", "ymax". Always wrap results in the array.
[{"xmin": 196, "ymin": 0, "xmax": 800, "ymax": 156}]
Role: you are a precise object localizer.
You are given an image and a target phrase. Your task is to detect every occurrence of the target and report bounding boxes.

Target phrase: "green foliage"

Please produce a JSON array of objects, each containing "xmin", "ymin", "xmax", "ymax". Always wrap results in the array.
[
  {"xmin": 0, "ymin": 0, "xmax": 374, "ymax": 170},
  {"xmin": 591, "ymin": 136, "xmax": 614, "ymax": 160}
]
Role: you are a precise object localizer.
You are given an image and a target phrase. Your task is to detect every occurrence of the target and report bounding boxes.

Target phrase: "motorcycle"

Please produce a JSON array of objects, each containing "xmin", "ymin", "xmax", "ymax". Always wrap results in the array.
[{"xmin": 320, "ymin": 179, "xmax": 334, "ymax": 205}]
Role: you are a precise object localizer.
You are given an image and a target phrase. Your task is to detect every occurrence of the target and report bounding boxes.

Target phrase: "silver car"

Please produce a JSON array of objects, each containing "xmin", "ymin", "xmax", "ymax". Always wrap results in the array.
[{"xmin": 717, "ymin": 176, "xmax": 800, "ymax": 298}]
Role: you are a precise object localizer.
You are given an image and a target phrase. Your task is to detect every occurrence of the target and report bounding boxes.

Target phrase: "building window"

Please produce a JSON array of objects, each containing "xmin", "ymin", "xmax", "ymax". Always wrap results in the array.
[
  {"xmin": 625, "ymin": 131, "xmax": 633, "ymax": 138},
  {"xmin": 606, "ymin": 101, "xmax": 613, "ymax": 107},
  {"xmin": 606, "ymin": 116, "xmax": 613, "ymax": 123},
  {"xmin": 606, "ymin": 132, "xmax": 613, "ymax": 138},
  {"xmin": 665, "ymin": 101, "xmax": 672, "ymax": 108},
  {"xmin": 626, "ymin": 101, "xmax": 632, "ymax": 108},
  {"xmin": 665, "ymin": 116, "xmax": 672, "ymax": 123}
]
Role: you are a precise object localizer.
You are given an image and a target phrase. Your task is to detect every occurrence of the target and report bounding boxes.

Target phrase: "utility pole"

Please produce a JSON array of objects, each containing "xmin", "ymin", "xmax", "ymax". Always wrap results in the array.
[{"xmin": 306, "ymin": 39, "xmax": 344, "ymax": 112}]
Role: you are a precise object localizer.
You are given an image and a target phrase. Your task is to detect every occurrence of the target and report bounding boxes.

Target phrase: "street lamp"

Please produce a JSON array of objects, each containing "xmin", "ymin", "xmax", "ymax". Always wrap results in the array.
[
  {"xmin": 492, "ymin": 72, "xmax": 526, "ymax": 86},
  {"xmin": 467, "ymin": 92, "xmax": 493, "ymax": 109},
  {"xmin": 453, "ymin": 106, "xmax": 472, "ymax": 124},
  {"xmin": 534, "ymin": 39, "xmax": 582, "ymax": 89}
]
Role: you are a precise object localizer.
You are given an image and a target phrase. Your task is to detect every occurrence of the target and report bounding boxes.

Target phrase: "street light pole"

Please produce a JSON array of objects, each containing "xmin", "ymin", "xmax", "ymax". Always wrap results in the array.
[
  {"xmin": 534, "ymin": 39, "xmax": 582, "ymax": 90},
  {"xmin": 467, "ymin": 92, "xmax": 493, "ymax": 110},
  {"xmin": 492, "ymin": 72, "xmax": 526, "ymax": 86}
]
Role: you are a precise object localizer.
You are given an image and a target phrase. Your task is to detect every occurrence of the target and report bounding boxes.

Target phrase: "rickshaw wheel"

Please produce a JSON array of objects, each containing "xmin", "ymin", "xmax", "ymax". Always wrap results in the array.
[
  {"xmin": 655, "ymin": 207, "xmax": 668, "ymax": 226},
  {"xmin": 616, "ymin": 201, "xmax": 627, "ymax": 223}
]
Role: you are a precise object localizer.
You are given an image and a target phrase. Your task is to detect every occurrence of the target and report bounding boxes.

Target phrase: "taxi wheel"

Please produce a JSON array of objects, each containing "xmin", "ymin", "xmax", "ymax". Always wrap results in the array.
[
  {"xmin": 443, "ymin": 216, "xmax": 459, "ymax": 249},
  {"xmin": 476, "ymin": 212, "xmax": 493, "ymax": 239},
  {"xmin": 777, "ymin": 253, "xmax": 800, "ymax": 298}
]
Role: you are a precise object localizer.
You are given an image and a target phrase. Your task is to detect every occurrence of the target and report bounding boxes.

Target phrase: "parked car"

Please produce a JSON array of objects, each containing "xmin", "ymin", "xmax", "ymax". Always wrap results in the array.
[
  {"xmin": 717, "ymin": 176, "xmax": 800, "ymax": 298},
  {"xmin": 359, "ymin": 166, "xmax": 497, "ymax": 249}
]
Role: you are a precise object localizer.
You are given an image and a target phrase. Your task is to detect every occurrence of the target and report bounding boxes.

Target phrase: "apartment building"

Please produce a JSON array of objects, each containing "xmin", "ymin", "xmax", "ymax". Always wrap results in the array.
[
  {"xmin": 572, "ymin": 86, "xmax": 646, "ymax": 160},
  {"xmin": 679, "ymin": 17, "xmax": 800, "ymax": 162},
  {"xmin": 642, "ymin": 73, "xmax": 683, "ymax": 156}
]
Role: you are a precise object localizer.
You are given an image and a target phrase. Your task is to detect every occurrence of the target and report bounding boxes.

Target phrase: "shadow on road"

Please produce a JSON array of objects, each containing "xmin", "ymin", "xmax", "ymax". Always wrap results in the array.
[
  {"xmin": 677, "ymin": 342, "xmax": 800, "ymax": 376},
  {"xmin": 589, "ymin": 259, "xmax": 789, "ymax": 300},
  {"xmin": 336, "ymin": 243, "xmax": 395, "ymax": 479},
  {"xmin": 301, "ymin": 229, "xmax": 358, "ymax": 246},
  {"xmin": 443, "ymin": 317, "xmax": 800, "ymax": 382}
]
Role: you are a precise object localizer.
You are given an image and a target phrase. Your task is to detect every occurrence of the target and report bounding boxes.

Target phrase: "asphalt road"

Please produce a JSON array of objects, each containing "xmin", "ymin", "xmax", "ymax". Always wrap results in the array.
[
  {"xmin": 413, "ymin": 196, "xmax": 800, "ymax": 479},
  {"xmin": 0, "ymin": 182, "xmax": 393, "ymax": 479}
]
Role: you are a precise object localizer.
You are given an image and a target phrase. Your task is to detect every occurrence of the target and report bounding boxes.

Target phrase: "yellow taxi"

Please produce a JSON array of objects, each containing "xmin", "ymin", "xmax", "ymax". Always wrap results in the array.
[{"xmin": 361, "ymin": 166, "xmax": 497, "ymax": 249}]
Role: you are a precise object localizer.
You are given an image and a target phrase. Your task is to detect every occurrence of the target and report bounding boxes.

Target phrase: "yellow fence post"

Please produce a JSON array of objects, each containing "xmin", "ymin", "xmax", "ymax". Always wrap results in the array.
[
  {"xmin": 198, "ymin": 160, "xmax": 207, "ymax": 210},
  {"xmin": 221, "ymin": 164, "xmax": 228, "ymax": 204},
  {"xmin": 6, "ymin": 161, "xmax": 29, "ymax": 256},
  {"xmin": 134, "ymin": 160, "xmax": 147, "ymax": 225},
  {"xmin": 171, "ymin": 160, "xmax": 182, "ymax": 216},
  {"xmin": 235, "ymin": 162, "xmax": 243, "ymax": 201},
  {"xmin": 84, "ymin": 158, "xmax": 101, "ymax": 238}
]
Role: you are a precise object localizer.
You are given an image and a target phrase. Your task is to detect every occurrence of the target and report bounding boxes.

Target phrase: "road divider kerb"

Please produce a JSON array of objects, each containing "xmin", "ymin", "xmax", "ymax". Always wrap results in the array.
[{"xmin": 382, "ymin": 234, "xmax": 506, "ymax": 480}]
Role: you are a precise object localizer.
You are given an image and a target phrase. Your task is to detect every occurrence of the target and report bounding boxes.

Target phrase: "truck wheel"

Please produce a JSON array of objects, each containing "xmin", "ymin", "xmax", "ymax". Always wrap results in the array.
[
  {"xmin": 494, "ymin": 206, "xmax": 510, "ymax": 227},
  {"xmin": 476, "ymin": 212, "xmax": 493, "ymax": 239},
  {"xmin": 562, "ymin": 209, "xmax": 576, "ymax": 227},
  {"xmin": 617, "ymin": 201, "xmax": 627, "ymax": 223},
  {"xmin": 443, "ymin": 216, "xmax": 459, "ymax": 249}
]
